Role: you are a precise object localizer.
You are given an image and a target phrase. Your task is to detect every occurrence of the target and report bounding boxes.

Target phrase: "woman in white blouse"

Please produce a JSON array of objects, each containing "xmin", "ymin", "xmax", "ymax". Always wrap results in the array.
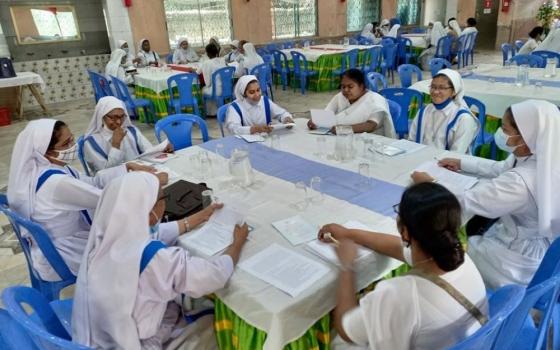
[
  {"xmin": 226, "ymin": 75, "xmax": 294, "ymax": 135},
  {"xmin": 518, "ymin": 27, "xmax": 545, "ymax": 55},
  {"xmin": 307, "ymin": 69, "xmax": 396, "ymax": 137},
  {"xmin": 72, "ymin": 172, "xmax": 249, "ymax": 349},
  {"xmin": 320, "ymin": 182, "xmax": 487, "ymax": 349},
  {"xmin": 408, "ymin": 69, "xmax": 479, "ymax": 154}
]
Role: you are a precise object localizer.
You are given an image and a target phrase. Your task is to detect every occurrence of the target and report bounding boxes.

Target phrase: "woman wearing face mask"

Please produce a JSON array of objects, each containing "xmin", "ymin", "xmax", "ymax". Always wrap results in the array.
[
  {"xmin": 518, "ymin": 27, "xmax": 545, "ymax": 55},
  {"xmin": 412, "ymin": 100, "xmax": 560, "ymax": 289},
  {"xmin": 136, "ymin": 38, "xmax": 160, "ymax": 68},
  {"xmin": 319, "ymin": 182, "xmax": 487, "ymax": 349},
  {"xmin": 116, "ymin": 39, "xmax": 141, "ymax": 67},
  {"xmin": 408, "ymin": 69, "xmax": 479, "ymax": 154},
  {"xmin": 72, "ymin": 172, "xmax": 249, "ymax": 349},
  {"xmin": 83, "ymin": 96, "xmax": 174, "ymax": 174},
  {"xmin": 7, "ymin": 119, "xmax": 156, "ymax": 281},
  {"xmin": 307, "ymin": 69, "xmax": 396, "ymax": 137},
  {"xmin": 226, "ymin": 75, "xmax": 294, "ymax": 135},
  {"xmin": 172, "ymin": 38, "xmax": 199, "ymax": 64},
  {"xmin": 105, "ymin": 49, "xmax": 134, "ymax": 84}
]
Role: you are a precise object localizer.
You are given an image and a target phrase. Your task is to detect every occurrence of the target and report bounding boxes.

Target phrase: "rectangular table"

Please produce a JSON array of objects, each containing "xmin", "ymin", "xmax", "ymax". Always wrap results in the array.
[
  {"xmin": 402, "ymin": 33, "xmax": 428, "ymax": 49},
  {"xmin": 162, "ymin": 118, "xmax": 455, "ymax": 349},
  {"xmin": 0, "ymin": 72, "xmax": 49, "ymax": 119}
]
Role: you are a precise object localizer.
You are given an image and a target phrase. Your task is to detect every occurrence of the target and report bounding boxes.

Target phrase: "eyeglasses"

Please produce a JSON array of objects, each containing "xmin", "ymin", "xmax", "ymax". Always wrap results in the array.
[
  {"xmin": 429, "ymin": 85, "xmax": 453, "ymax": 92},
  {"xmin": 392, "ymin": 203, "xmax": 400, "ymax": 215}
]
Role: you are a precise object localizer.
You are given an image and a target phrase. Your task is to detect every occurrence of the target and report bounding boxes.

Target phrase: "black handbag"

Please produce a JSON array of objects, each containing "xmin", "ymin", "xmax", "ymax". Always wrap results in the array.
[
  {"xmin": 0, "ymin": 58, "xmax": 16, "ymax": 79},
  {"xmin": 163, "ymin": 180, "xmax": 210, "ymax": 221}
]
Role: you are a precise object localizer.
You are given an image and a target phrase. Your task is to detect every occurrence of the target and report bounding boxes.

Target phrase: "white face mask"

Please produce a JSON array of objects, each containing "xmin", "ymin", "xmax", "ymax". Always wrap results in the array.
[
  {"xmin": 402, "ymin": 240, "xmax": 413, "ymax": 266},
  {"xmin": 494, "ymin": 127, "xmax": 522, "ymax": 153},
  {"xmin": 53, "ymin": 143, "xmax": 78, "ymax": 164}
]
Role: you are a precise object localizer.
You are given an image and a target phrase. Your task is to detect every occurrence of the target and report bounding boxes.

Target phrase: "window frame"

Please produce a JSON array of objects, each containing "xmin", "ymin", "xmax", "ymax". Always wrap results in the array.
[{"xmin": 270, "ymin": 0, "xmax": 318, "ymax": 40}]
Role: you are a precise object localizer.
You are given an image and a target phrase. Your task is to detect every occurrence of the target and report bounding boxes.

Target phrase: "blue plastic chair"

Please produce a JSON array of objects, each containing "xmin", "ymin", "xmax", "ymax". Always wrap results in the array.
[
  {"xmin": 332, "ymin": 49, "xmax": 359, "ymax": 88},
  {"xmin": 466, "ymin": 32, "xmax": 478, "ymax": 66},
  {"xmin": 282, "ymin": 41, "xmax": 295, "ymax": 49},
  {"xmin": 266, "ymin": 43, "xmax": 279, "ymax": 52},
  {"xmin": 448, "ymin": 284, "xmax": 525, "ymax": 350},
  {"xmin": 429, "ymin": 58, "xmax": 452, "ymax": 77},
  {"xmin": 0, "ymin": 193, "xmax": 7, "ymax": 206},
  {"xmin": 514, "ymin": 39, "xmax": 525, "ymax": 53},
  {"xmin": 261, "ymin": 54, "xmax": 275, "ymax": 100},
  {"xmin": 397, "ymin": 64, "xmax": 423, "ymax": 88},
  {"xmin": 166, "ymin": 53, "xmax": 173, "ymax": 64},
  {"xmin": 0, "ymin": 203, "xmax": 76, "ymax": 302},
  {"xmin": 2, "ymin": 286, "xmax": 91, "ymax": 350},
  {"xmin": 290, "ymin": 51, "xmax": 318, "ymax": 95},
  {"xmin": 509, "ymin": 54, "xmax": 545, "ymax": 68},
  {"xmin": 87, "ymin": 70, "xmax": 113, "ymax": 102},
  {"xmin": 358, "ymin": 37, "xmax": 374, "ymax": 45},
  {"xmin": 349, "ymin": 37, "xmax": 360, "ymax": 45},
  {"xmin": 76, "ymin": 136, "xmax": 92, "ymax": 177},
  {"xmin": 380, "ymin": 42, "xmax": 398, "ymax": 84},
  {"xmin": 361, "ymin": 46, "xmax": 382, "ymax": 75},
  {"xmin": 411, "ymin": 27, "xmax": 426, "ymax": 33},
  {"xmin": 250, "ymin": 63, "xmax": 273, "ymax": 99},
  {"xmin": 532, "ymin": 50, "xmax": 560, "ymax": 68},
  {"xmin": 217, "ymin": 103, "xmax": 230, "ymax": 137},
  {"xmin": 434, "ymin": 35, "xmax": 453, "ymax": 62},
  {"xmin": 397, "ymin": 37, "xmax": 414, "ymax": 64},
  {"xmin": 256, "ymin": 47, "xmax": 269, "ymax": 57},
  {"xmin": 463, "ymin": 96, "xmax": 494, "ymax": 158},
  {"xmin": 154, "ymin": 114, "xmax": 209, "ymax": 151},
  {"xmin": 501, "ymin": 43, "xmax": 516, "ymax": 65},
  {"xmin": 110, "ymin": 75, "xmax": 156, "ymax": 123},
  {"xmin": 381, "ymin": 37, "xmax": 398, "ymax": 46},
  {"xmin": 271, "ymin": 50, "xmax": 291, "ymax": 91},
  {"xmin": 166, "ymin": 73, "xmax": 200, "ymax": 116},
  {"xmin": 380, "ymin": 88, "xmax": 424, "ymax": 138},
  {"xmin": 0, "ymin": 308, "xmax": 39, "ymax": 350},
  {"xmin": 366, "ymin": 72, "xmax": 388, "ymax": 92},
  {"xmin": 456, "ymin": 34, "xmax": 470, "ymax": 68},
  {"xmin": 202, "ymin": 66, "xmax": 236, "ymax": 114},
  {"xmin": 387, "ymin": 100, "xmax": 401, "ymax": 132},
  {"xmin": 493, "ymin": 276, "xmax": 560, "ymax": 350}
]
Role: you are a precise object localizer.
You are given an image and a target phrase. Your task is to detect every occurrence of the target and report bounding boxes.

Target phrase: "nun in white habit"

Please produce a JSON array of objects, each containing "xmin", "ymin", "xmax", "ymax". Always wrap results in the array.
[
  {"xmin": 536, "ymin": 28, "xmax": 560, "ymax": 53},
  {"xmin": 418, "ymin": 21, "xmax": 447, "ymax": 71},
  {"xmin": 226, "ymin": 75, "xmax": 293, "ymax": 135},
  {"xmin": 447, "ymin": 19, "xmax": 462, "ymax": 37},
  {"xmin": 83, "ymin": 96, "xmax": 172, "ymax": 174},
  {"xmin": 408, "ymin": 69, "xmax": 479, "ymax": 154},
  {"xmin": 360, "ymin": 23, "xmax": 376, "ymax": 42},
  {"xmin": 72, "ymin": 172, "xmax": 248, "ymax": 349},
  {"xmin": 379, "ymin": 19, "xmax": 391, "ymax": 36},
  {"xmin": 7, "ymin": 119, "xmax": 132, "ymax": 281},
  {"xmin": 105, "ymin": 49, "xmax": 134, "ymax": 84},
  {"xmin": 386, "ymin": 24, "xmax": 401, "ymax": 38},
  {"xmin": 137, "ymin": 38, "xmax": 161, "ymax": 67},
  {"xmin": 237, "ymin": 42, "xmax": 263, "ymax": 77},
  {"xmin": 116, "ymin": 39, "xmax": 137, "ymax": 67},
  {"xmin": 172, "ymin": 38, "xmax": 199, "ymax": 64},
  {"xmin": 414, "ymin": 100, "xmax": 560, "ymax": 289}
]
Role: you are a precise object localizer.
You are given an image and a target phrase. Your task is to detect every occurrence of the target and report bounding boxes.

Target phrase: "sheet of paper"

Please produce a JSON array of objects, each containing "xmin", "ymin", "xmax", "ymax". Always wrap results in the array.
[
  {"xmin": 271, "ymin": 123, "xmax": 296, "ymax": 130},
  {"xmin": 141, "ymin": 152, "xmax": 177, "ymax": 164},
  {"xmin": 415, "ymin": 161, "xmax": 478, "ymax": 194},
  {"xmin": 272, "ymin": 215, "xmax": 318, "ymax": 246},
  {"xmin": 306, "ymin": 240, "xmax": 371, "ymax": 266},
  {"xmin": 389, "ymin": 139, "xmax": 426, "ymax": 154},
  {"xmin": 310, "ymin": 109, "xmax": 336, "ymax": 128},
  {"xmin": 239, "ymin": 243, "xmax": 330, "ymax": 297},
  {"xmin": 138, "ymin": 140, "xmax": 169, "ymax": 158},
  {"xmin": 308, "ymin": 127, "xmax": 332, "ymax": 135},
  {"xmin": 182, "ymin": 206, "xmax": 246, "ymax": 256},
  {"xmin": 235, "ymin": 134, "xmax": 265, "ymax": 143}
]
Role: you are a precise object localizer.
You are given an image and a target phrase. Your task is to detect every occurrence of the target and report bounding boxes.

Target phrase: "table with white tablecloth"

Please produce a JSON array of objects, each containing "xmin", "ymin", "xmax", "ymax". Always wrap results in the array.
[
  {"xmin": 402, "ymin": 33, "xmax": 428, "ymax": 49},
  {"xmin": 0, "ymin": 71, "xmax": 49, "ymax": 119},
  {"xmin": 159, "ymin": 119, "xmax": 456, "ymax": 349}
]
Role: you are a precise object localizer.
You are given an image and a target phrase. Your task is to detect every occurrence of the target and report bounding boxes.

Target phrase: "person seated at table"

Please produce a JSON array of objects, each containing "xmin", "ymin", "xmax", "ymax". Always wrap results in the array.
[
  {"xmin": 379, "ymin": 19, "xmax": 391, "ymax": 36},
  {"xmin": 197, "ymin": 43, "xmax": 227, "ymax": 117},
  {"xmin": 225, "ymin": 40, "xmax": 241, "ymax": 63},
  {"xmin": 359, "ymin": 23, "xmax": 376, "ymax": 42},
  {"xmin": 137, "ymin": 38, "xmax": 160, "ymax": 67},
  {"xmin": 172, "ymin": 38, "xmax": 199, "ymax": 64},
  {"xmin": 536, "ymin": 27, "xmax": 560, "ymax": 53},
  {"xmin": 446, "ymin": 18, "xmax": 462, "ymax": 37},
  {"xmin": 519, "ymin": 26, "xmax": 545, "ymax": 55},
  {"xmin": 83, "ymin": 96, "xmax": 173, "ymax": 174},
  {"xmin": 209, "ymin": 36, "xmax": 226, "ymax": 57},
  {"xmin": 319, "ymin": 182, "xmax": 488, "ymax": 349},
  {"xmin": 408, "ymin": 69, "xmax": 479, "ymax": 154},
  {"xmin": 226, "ymin": 75, "xmax": 294, "ymax": 135},
  {"xmin": 116, "ymin": 39, "xmax": 141, "ymax": 67},
  {"xmin": 237, "ymin": 42, "xmax": 263, "ymax": 78},
  {"xmin": 105, "ymin": 48, "xmax": 134, "ymax": 85},
  {"xmin": 460, "ymin": 18, "xmax": 478, "ymax": 37},
  {"xmin": 7, "ymin": 119, "xmax": 160, "ymax": 281},
  {"xmin": 72, "ymin": 172, "xmax": 249, "ymax": 349},
  {"xmin": 307, "ymin": 69, "xmax": 396, "ymax": 137},
  {"xmin": 411, "ymin": 100, "xmax": 560, "ymax": 290},
  {"xmin": 386, "ymin": 24, "xmax": 401, "ymax": 38},
  {"xmin": 419, "ymin": 21, "xmax": 447, "ymax": 71}
]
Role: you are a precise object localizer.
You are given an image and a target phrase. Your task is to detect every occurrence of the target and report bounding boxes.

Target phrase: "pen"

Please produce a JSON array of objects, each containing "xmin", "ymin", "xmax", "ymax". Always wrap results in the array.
[{"xmin": 325, "ymin": 232, "xmax": 340, "ymax": 246}]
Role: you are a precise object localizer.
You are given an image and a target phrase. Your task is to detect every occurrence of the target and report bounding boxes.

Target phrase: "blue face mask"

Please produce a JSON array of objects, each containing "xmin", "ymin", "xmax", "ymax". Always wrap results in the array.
[{"xmin": 433, "ymin": 98, "xmax": 453, "ymax": 110}]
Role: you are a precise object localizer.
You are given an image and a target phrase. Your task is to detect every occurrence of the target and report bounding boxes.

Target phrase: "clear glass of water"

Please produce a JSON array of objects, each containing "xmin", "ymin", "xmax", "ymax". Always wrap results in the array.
[
  {"xmin": 269, "ymin": 134, "xmax": 281, "ymax": 150},
  {"xmin": 309, "ymin": 176, "xmax": 324, "ymax": 204},
  {"xmin": 293, "ymin": 181, "xmax": 309, "ymax": 210},
  {"xmin": 359, "ymin": 163, "xmax": 371, "ymax": 185},
  {"xmin": 314, "ymin": 136, "xmax": 327, "ymax": 158},
  {"xmin": 215, "ymin": 143, "xmax": 226, "ymax": 158}
]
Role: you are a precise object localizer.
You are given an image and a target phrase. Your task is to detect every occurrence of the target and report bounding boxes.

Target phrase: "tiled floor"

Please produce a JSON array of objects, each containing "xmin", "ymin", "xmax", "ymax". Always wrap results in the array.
[{"xmin": 0, "ymin": 49, "xmax": 503, "ymax": 302}]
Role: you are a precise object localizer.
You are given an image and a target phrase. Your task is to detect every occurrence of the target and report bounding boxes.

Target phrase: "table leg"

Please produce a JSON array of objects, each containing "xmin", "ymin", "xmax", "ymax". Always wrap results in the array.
[
  {"xmin": 16, "ymin": 86, "xmax": 24, "ymax": 120},
  {"xmin": 28, "ymin": 84, "xmax": 50, "ymax": 116}
]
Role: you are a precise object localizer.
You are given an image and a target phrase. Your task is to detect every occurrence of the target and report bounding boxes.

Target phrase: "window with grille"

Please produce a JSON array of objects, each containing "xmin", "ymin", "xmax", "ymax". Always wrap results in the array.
[
  {"xmin": 271, "ymin": 0, "xmax": 317, "ymax": 39},
  {"xmin": 347, "ymin": 0, "xmax": 380, "ymax": 32},
  {"xmin": 164, "ymin": 0, "xmax": 232, "ymax": 48},
  {"xmin": 397, "ymin": 0, "xmax": 421, "ymax": 25}
]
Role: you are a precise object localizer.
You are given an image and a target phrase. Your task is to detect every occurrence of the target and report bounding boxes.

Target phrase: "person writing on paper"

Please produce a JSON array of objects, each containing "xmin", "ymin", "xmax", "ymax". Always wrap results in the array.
[
  {"xmin": 408, "ymin": 69, "xmax": 479, "ymax": 154},
  {"xmin": 83, "ymin": 96, "xmax": 173, "ymax": 174},
  {"xmin": 319, "ymin": 183, "xmax": 487, "ymax": 349},
  {"xmin": 72, "ymin": 172, "xmax": 249, "ymax": 349},
  {"xmin": 137, "ymin": 38, "xmax": 160, "ymax": 67},
  {"xmin": 411, "ymin": 100, "xmax": 560, "ymax": 289},
  {"xmin": 518, "ymin": 27, "xmax": 545, "ymax": 55},
  {"xmin": 7, "ymin": 119, "xmax": 159, "ymax": 281},
  {"xmin": 307, "ymin": 69, "xmax": 396, "ymax": 137},
  {"xmin": 226, "ymin": 75, "xmax": 294, "ymax": 135},
  {"xmin": 172, "ymin": 38, "xmax": 199, "ymax": 64},
  {"xmin": 105, "ymin": 49, "xmax": 134, "ymax": 85}
]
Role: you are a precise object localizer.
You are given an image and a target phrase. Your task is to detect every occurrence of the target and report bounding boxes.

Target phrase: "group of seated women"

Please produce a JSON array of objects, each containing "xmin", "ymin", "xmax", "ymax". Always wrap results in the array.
[{"xmin": 7, "ymin": 59, "xmax": 560, "ymax": 348}]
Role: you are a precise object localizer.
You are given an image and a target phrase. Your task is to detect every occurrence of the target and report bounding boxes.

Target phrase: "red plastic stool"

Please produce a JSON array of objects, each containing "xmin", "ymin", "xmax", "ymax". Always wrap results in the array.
[{"xmin": 0, "ymin": 107, "xmax": 10, "ymax": 126}]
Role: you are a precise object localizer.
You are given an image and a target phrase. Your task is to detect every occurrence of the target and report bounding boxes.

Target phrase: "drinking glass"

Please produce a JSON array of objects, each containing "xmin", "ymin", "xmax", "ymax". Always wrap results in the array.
[
  {"xmin": 309, "ymin": 176, "xmax": 324, "ymax": 204},
  {"xmin": 293, "ymin": 181, "xmax": 309, "ymax": 210},
  {"xmin": 359, "ymin": 163, "xmax": 371, "ymax": 185},
  {"xmin": 202, "ymin": 190, "xmax": 214, "ymax": 208}
]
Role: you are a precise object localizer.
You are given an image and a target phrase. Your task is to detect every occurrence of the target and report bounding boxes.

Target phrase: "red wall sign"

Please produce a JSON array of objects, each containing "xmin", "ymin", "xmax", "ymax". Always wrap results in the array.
[{"xmin": 484, "ymin": 0, "xmax": 493, "ymax": 9}]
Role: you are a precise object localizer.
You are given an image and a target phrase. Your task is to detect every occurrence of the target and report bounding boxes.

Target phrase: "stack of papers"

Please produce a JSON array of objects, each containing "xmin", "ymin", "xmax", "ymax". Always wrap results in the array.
[
  {"xmin": 310, "ymin": 109, "xmax": 336, "ymax": 128},
  {"xmin": 181, "ymin": 206, "xmax": 246, "ymax": 256},
  {"xmin": 370, "ymin": 139, "xmax": 426, "ymax": 157},
  {"xmin": 239, "ymin": 243, "xmax": 330, "ymax": 297},
  {"xmin": 236, "ymin": 134, "xmax": 265, "ymax": 143},
  {"xmin": 272, "ymin": 215, "xmax": 318, "ymax": 246},
  {"xmin": 271, "ymin": 123, "xmax": 296, "ymax": 130},
  {"xmin": 415, "ymin": 161, "xmax": 478, "ymax": 194}
]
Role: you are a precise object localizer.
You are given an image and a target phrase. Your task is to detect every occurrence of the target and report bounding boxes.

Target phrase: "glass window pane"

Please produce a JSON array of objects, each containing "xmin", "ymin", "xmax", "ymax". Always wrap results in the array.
[
  {"xmin": 164, "ymin": 0, "xmax": 232, "ymax": 48},
  {"xmin": 347, "ymin": 0, "xmax": 380, "ymax": 32},
  {"xmin": 271, "ymin": 0, "xmax": 317, "ymax": 39},
  {"xmin": 397, "ymin": 0, "xmax": 420, "ymax": 25}
]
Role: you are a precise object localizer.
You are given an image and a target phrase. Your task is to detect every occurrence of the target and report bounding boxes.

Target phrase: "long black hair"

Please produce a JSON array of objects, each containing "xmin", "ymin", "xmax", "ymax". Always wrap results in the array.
[{"xmin": 47, "ymin": 120, "xmax": 67, "ymax": 151}]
